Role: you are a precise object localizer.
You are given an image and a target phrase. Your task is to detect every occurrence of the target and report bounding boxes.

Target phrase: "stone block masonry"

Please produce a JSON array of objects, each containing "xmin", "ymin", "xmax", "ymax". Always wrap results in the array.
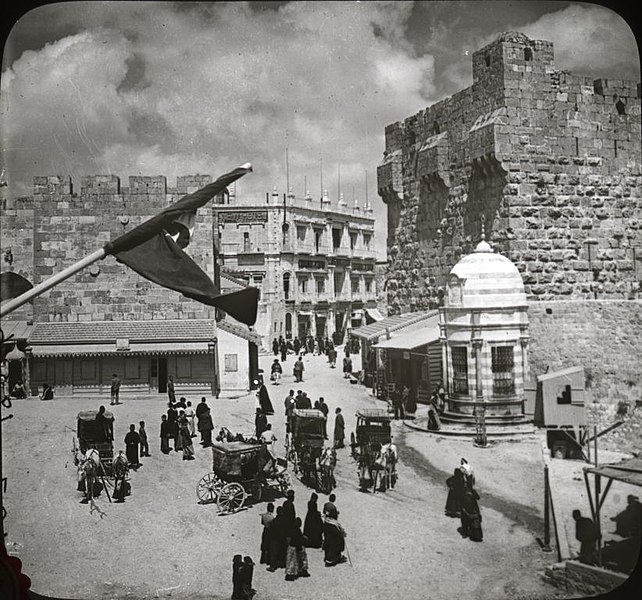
[
  {"xmin": 378, "ymin": 32, "xmax": 641, "ymax": 313},
  {"xmin": 0, "ymin": 174, "xmax": 218, "ymax": 323}
]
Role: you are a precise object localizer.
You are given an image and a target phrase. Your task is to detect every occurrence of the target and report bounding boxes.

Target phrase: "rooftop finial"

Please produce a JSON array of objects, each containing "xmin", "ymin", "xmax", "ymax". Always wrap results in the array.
[{"xmin": 475, "ymin": 217, "xmax": 492, "ymax": 253}]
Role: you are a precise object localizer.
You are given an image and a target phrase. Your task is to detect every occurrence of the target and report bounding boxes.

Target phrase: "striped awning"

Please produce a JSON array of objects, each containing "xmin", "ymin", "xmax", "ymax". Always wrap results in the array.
[{"xmin": 31, "ymin": 341, "xmax": 212, "ymax": 358}]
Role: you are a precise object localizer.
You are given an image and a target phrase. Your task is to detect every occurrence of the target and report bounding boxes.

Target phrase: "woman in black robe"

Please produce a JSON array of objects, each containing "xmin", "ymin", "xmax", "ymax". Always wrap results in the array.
[
  {"xmin": 267, "ymin": 506, "xmax": 287, "ymax": 571},
  {"xmin": 445, "ymin": 467, "xmax": 466, "ymax": 517},
  {"xmin": 460, "ymin": 488, "xmax": 482, "ymax": 541},
  {"xmin": 323, "ymin": 516, "xmax": 347, "ymax": 566},
  {"xmin": 124, "ymin": 424, "xmax": 141, "ymax": 468},
  {"xmin": 303, "ymin": 493, "xmax": 324, "ymax": 548},
  {"xmin": 257, "ymin": 383, "xmax": 275, "ymax": 415}
]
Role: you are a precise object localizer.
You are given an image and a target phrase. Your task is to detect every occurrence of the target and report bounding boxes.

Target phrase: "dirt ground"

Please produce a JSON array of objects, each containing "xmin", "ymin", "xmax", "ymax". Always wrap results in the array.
[{"xmin": 3, "ymin": 348, "xmax": 634, "ymax": 600}]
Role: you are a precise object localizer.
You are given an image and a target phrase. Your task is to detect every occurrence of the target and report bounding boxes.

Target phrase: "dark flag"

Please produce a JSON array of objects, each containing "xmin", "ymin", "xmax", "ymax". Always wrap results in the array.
[{"xmin": 103, "ymin": 164, "xmax": 259, "ymax": 326}]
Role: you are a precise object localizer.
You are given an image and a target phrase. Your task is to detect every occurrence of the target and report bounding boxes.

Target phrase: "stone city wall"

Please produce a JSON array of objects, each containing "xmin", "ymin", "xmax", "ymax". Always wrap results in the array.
[
  {"xmin": 378, "ymin": 32, "xmax": 641, "ymax": 315},
  {"xmin": 1, "ymin": 174, "xmax": 218, "ymax": 322}
]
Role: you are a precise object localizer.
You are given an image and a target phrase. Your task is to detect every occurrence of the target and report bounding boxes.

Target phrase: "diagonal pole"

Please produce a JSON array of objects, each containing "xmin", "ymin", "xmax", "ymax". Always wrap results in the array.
[{"xmin": 0, "ymin": 248, "xmax": 106, "ymax": 318}]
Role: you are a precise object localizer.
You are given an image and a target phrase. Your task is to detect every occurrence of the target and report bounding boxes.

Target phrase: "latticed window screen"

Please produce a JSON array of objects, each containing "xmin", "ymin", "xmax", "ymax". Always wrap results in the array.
[
  {"xmin": 451, "ymin": 347, "xmax": 469, "ymax": 394},
  {"xmin": 492, "ymin": 346, "xmax": 515, "ymax": 396}
]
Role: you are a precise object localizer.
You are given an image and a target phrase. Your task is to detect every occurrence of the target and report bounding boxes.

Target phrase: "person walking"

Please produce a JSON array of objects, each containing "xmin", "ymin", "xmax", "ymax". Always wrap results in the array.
[
  {"xmin": 284, "ymin": 389, "xmax": 296, "ymax": 433},
  {"xmin": 256, "ymin": 381, "xmax": 275, "ymax": 415},
  {"xmin": 293, "ymin": 355, "xmax": 304, "ymax": 383},
  {"xmin": 342, "ymin": 355, "xmax": 352, "ymax": 379},
  {"xmin": 280, "ymin": 340, "xmax": 288, "ymax": 363},
  {"xmin": 110, "ymin": 374, "xmax": 121, "ymax": 405},
  {"xmin": 573, "ymin": 509, "xmax": 599, "ymax": 564},
  {"xmin": 138, "ymin": 420, "xmax": 150, "ymax": 457},
  {"xmin": 445, "ymin": 467, "xmax": 466, "ymax": 517},
  {"xmin": 333, "ymin": 408, "xmax": 345, "ymax": 449},
  {"xmin": 272, "ymin": 338, "xmax": 279, "ymax": 357},
  {"xmin": 303, "ymin": 492, "xmax": 324, "ymax": 549},
  {"xmin": 239, "ymin": 556, "xmax": 256, "ymax": 600},
  {"xmin": 199, "ymin": 407, "xmax": 214, "ymax": 447},
  {"xmin": 124, "ymin": 424, "xmax": 141, "ymax": 469},
  {"xmin": 195, "ymin": 397, "xmax": 210, "ymax": 443},
  {"xmin": 328, "ymin": 346, "xmax": 337, "ymax": 368},
  {"xmin": 460, "ymin": 488, "xmax": 482, "ymax": 541},
  {"xmin": 167, "ymin": 403, "xmax": 179, "ymax": 452},
  {"xmin": 255, "ymin": 408, "xmax": 268, "ymax": 440},
  {"xmin": 285, "ymin": 517, "xmax": 310, "ymax": 581},
  {"xmin": 260, "ymin": 423, "xmax": 277, "ymax": 446},
  {"xmin": 323, "ymin": 513, "xmax": 347, "ymax": 566},
  {"xmin": 270, "ymin": 359, "xmax": 283, "ymax": 385},
  {"xmin": 160, "ymin": 414, "xmax": 172, "ymax": 455},
  {"xmin": 316, "ymin": 397, "xmax": 329, "ymax": 439},
  {"xmin": 260, "ymin": 503, "xmax": 276, "ymax": 565},
  {"xmin": 267, "ymin": 506, "xmax": 287, "ymax": 571},
  {"xmin": 460, "ymin": 457, "xmax": 475, "ymax": 490},
  {"xmin": 185, "ymin": 400, "xmax": 196, "ymax": 437},
  {"xmin": 178, "ymin": 411, "xmax": 195, "ymax": 460},
  {"xmin": 231, "ymin": 554, "xmax": 243, "ymax": 600},
  {"xmin": 167, "ymin": 375, "xmax": 176, "ymax": 404}
]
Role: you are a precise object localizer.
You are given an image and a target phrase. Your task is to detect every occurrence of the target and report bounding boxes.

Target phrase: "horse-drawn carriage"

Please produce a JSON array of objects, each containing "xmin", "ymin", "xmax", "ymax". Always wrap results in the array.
[
  {"xmin": 350, "ymin": 408, "xmax": 397, "ymax": 493},
  {"xmin": 196, "ymin": 441, "xmax": 291, "ymax": 513},
  {"xmin": 286, "ymin": 408, "xmax": 336, "ymax": 492},
  {"xmin": 75, "ymin": 410, "xmax": 114, "ymax": 474}
]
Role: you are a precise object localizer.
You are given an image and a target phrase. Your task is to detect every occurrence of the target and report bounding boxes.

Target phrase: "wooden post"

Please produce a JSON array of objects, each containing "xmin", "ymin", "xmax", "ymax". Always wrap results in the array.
[{"xmin": 544, "ymin": 465, "xmax": 551, "ymax": 549}]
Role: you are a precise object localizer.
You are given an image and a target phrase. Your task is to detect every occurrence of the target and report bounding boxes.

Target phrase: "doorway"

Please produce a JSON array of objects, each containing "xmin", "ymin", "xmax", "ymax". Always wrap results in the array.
[{"xmin": 151, "ymin": 356, "xmax": 168, "ymax": 393}]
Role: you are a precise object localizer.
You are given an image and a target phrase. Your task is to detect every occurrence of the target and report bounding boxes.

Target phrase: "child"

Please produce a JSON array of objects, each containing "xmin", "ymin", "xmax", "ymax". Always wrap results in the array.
[
  {"xmin": 231, "ymin": 555, "xmax": 243, "ymax": 600},
  {"xmin": 139, "ymin": 421, "xmax": 150, "ymax": 457}
]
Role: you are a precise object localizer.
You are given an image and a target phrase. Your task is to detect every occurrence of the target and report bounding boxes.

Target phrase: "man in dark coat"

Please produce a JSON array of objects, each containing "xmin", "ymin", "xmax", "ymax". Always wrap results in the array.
[
  {"xmin": 333, "ymin": 408, "xmax": 345, "ymax": 449},
  {"xmin": 167, "ymin": 403, "xmax": 179, "ymax": 451},
  {"xmin": 281, "ymin": 489, "xmax": 297, "ymax": 537},
  {"xmin": 95, "ymin": 405, "xmax": 113, "ymax": 442},
  {"xmin": 124, "ymin": 424, "xmax": 141, "ymax": 469},
  {"xmin": 198, "ymin": 408, "xmax": 214, "ymax": 447},
  {"xmin": 445, "ymin": 468, "xmax": 466, "ymax": 517},
  {"xmin": 573, "ymin": 509, "xmax": 599, "ymax": 564},
  {"xmin": 195, "ymin": 397, "xmax": 209, "ymax": 442},
  {"xmin": 316, "ymin": 397, "xmax": 329, "ymax": 438},
  {"xmin": 255, "ymin": 408, "xmax": 268, "ymax": 439},
  {"xmin": 256, "ymin": 382, "xmax": 275, "ymax": 415},
  {"xmin": 611, "ymin": 495, "xmax": 642, "ymax": 538},
  {"xmin": 460, "ymin": 488, "xmax": 482, "ymax": 541},
  {"xmin": 293, "ymin": 356, "xmax": 304, "ymax": 383},
  {"xmin": 323, "ymin": 514, "xmax": 347, "ymax": 566}
]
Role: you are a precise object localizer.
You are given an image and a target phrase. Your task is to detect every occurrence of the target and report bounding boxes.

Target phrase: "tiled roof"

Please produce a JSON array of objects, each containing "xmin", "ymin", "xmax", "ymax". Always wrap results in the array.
[
  {"xmin": 350, "ymin": 310, "xmax": 439, "ymax": 342},
  {"xmin": 29, "ymin": 319, "xmax": 216, "ymax": 345},
  {"xmin": 1, "ymin": 320, "xmax": 32, "ymax": 341}
]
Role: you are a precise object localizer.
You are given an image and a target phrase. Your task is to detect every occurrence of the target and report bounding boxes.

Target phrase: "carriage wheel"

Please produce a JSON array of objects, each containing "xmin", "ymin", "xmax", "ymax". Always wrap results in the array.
[
  {"xmin": 217, "ymin": 483, "xmax": 246, "ymax": 513},
  {"xmin": 277, "ymin": 472, "xmax": 291, "ymax": 495},
  {"xmin": 197, "ymin": 472, "xmax": 223, "ymax": 504}
]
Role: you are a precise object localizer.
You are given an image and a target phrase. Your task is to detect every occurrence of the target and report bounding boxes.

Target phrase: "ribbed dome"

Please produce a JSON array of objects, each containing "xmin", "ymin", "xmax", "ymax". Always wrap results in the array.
[{"xmin": 446, "ymin": 238, "xmax": 527, "ymax": 308}]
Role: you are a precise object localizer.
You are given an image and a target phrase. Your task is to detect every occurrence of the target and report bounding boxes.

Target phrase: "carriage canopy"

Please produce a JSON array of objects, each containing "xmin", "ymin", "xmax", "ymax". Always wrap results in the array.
[
  {"xmin": 210, "ymin": 441, "xmax": 273, "ymax": 479},
  {"xmin": 355, "ymin": 408, "xmax": 392, "ymax": 422},
  {"xmin": 291, "ymin": 409, "xmax": 325, "ymax": 444}
]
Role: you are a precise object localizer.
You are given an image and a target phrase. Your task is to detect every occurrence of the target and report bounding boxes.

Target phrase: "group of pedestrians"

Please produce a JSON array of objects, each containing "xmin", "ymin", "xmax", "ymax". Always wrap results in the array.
[
  {"xmin": 445, "ymin": 457, "xmax": 483, "ymax": 542},
  {"xmin": 160, "ymin": 396, "xmax": 214, "ymax": 459},
  {"xmin": 258, "ymin": 490, "xmax": 348, "ymax": 582}
]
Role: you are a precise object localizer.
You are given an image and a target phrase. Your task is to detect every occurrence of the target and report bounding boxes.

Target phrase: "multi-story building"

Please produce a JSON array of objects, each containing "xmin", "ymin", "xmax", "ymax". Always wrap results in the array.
[{"xmin": 215, "ymin": 186, "xmax": 379, "ymax": 343}]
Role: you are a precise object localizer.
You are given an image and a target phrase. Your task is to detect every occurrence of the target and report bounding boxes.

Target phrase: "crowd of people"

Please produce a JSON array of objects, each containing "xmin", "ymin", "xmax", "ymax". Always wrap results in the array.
[{"xmin": 257, "ymin": 489, "xmax": 348, "ymax": 583}]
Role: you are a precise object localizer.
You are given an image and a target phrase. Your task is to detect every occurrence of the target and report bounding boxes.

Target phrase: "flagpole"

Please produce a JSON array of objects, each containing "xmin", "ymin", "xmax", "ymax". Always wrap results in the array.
[{"xmin": 0, "ymin": 248, "xmax": 106, "ymax": 318}]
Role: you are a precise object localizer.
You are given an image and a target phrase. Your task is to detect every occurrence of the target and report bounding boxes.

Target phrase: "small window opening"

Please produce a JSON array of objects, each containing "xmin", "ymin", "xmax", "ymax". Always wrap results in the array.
[
  {"xmin": 432, "ymin": 122, "xmax": 440, "ymax": 135},
  {"xmin": 524, "ymin": 47, "xmax": 533, "ymax": 61},
  {"xmin": 615, "ymin": 99, "xmax": 626, "ymax": 115},
  {"xmin": 485, "ymin": 54, "xmax": 491, "ymax": 67}
]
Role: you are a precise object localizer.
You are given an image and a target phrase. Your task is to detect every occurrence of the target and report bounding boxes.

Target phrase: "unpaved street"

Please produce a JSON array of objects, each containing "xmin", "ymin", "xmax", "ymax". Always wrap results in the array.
[{"xmin": 3, "ymin": 349, "xmax": 572, "ymax": 600}]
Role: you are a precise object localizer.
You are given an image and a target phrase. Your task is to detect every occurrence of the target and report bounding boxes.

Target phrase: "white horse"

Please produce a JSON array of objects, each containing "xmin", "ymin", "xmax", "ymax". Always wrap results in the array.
[
  {"xmin": 319, "ymin": 446, "xmax": 337, "ymax": 493},
  {"xmin": 373, "ymin": 442, "xmax": 398, "ymax": 492},
  {"xmin": 77, "ymin": 448, "xmax": 102, "ymax": 503},
  {"xmin": 112, "ymin": 451, "xmax": 129, "ymax": 502}
]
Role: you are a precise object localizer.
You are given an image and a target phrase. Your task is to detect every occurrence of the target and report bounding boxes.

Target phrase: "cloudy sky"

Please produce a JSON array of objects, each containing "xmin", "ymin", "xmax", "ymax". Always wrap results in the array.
[{"xmin": 1, "ymin": 1, "xmax": 640, "ymax": 258}]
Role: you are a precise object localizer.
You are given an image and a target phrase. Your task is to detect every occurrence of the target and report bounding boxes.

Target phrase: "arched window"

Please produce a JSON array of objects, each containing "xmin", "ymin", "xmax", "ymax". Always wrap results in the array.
[
  {"xmin": 283, "ymin": 272, "xmax": 291, "ymax": 300},
  {"xmin": 285, "ymin": 313, "xmax": 292, "ymax": 337},
  {"xmin": 523, "ymin": 47, "xmax": 533, "ymax": 61}
]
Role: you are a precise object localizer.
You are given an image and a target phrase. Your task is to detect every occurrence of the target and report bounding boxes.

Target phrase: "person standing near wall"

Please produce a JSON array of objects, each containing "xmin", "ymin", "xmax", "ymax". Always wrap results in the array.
[
  {"xmin": 167, "ymin": 375, "xmax": 176, "ymax": 404},
  {"xmin": 110, "ymin": 373, "xmax": 121, "ymax": 406}
]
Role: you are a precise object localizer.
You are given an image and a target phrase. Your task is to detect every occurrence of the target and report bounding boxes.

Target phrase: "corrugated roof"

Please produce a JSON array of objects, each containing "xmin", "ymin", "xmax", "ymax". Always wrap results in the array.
[
  {"xmin": 585, "ymin": 457, "xmax": 642, "ymax": 488},
  {"xmin": 350, "ymin": 310, "xmax": 439, "ymax": 342},
  {"xmin": 29, "ymin": 319, "xmax": 216, "ymax": 345},
  {"xmin": 372, "ymin": 316, "xmax": 440, "ymax": 350}
]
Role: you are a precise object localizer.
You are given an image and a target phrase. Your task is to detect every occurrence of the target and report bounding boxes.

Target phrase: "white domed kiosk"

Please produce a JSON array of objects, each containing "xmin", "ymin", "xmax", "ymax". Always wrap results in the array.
[{"xmin": 439, "ymin": 235, "xmax": 530, "ymax": 425}]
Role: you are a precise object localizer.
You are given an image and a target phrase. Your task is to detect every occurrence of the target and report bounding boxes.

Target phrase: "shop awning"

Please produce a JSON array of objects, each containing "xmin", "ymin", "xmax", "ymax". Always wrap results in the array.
[
  {"xmin": 372, "ymin": 319, "xmax": 440, "ymax": 350},
  {"xmin": 584, "ymin": 457, "xmax": 642, "ymax": 488},
  {"xmin": 31, "ymin": 341, "xmax": 212, "ymax": 357},
  {"xmin": 350, "ymin": 309, "xmax": 438, "ymax": 342},
  {"xmin": 365, "ymin": 308, "xmax": 384, "ymax": 321}
]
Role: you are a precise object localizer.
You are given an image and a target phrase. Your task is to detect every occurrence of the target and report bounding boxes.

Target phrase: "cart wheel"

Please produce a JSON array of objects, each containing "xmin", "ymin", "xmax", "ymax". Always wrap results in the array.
[
  {"xmin": 197, "ymin": 472, "xmax": 223, "ymax": 504},
  {"xmin": 217, "ymin": 483, "xmax": 246, "ymax": 513},
  {"xmin": 277, "ymin": 472, "xmax": 291, "ymax": 495}
]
